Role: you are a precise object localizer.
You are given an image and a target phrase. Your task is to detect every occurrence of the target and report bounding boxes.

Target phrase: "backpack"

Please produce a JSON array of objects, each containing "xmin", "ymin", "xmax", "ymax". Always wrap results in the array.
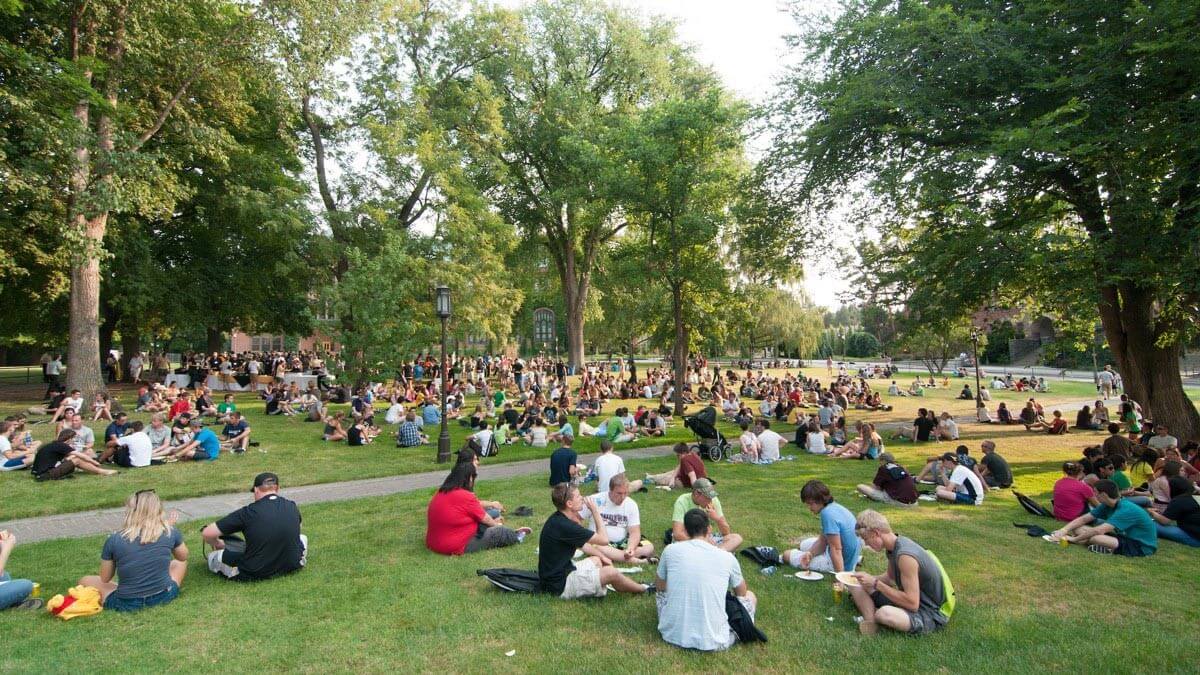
[
  {"xmin": 477, "ymin": 568, "xmax": 541, "ymax": 593},
  {"xmin": 1014, "ymin": 491, "xmax": 1054, "ymax": 519},
  {"xmin": 925, "ymin": 550, "xmax": 956, "ymax": 619},
  {"xmin": 886, "ymin": 464, "xmax": 909, "ymax": 481}
]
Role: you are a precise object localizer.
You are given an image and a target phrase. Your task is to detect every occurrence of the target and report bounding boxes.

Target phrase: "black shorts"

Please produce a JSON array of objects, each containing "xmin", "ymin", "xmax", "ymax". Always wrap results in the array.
[
  {"xmin": 871, "ymin": 591, "xmax": 946, "ymax": 635},
  {"xmin": 1113, "ymin": 535, "xmax": 1148, "ymax": 557}
]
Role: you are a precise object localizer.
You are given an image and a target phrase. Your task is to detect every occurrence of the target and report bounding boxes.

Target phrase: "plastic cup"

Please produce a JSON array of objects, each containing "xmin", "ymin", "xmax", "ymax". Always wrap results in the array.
[
  {"xmin": 1059, "ymin": 537, "xmax": 1069, "ymax": 548},
  {"xmin": 31, "ymin": 583, "xmax": 40, "ymax": 598},
  {"xmin": 832, "ymin": 582, "xmax": 843, "ymax": 604}
]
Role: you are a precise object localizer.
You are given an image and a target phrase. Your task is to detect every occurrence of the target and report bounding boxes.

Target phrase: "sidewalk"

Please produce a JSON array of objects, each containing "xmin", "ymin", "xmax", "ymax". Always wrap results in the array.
[{"xmin": 0, "ymin": 444, "xmax": 681, "ymax": 545}]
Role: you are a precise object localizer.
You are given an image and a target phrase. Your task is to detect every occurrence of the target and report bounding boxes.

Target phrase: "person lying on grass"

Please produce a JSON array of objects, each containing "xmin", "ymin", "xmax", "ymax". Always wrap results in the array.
[
  {"xmin": 32, "ymin": 429, "xmax": 116, "ymax": 478},
  {"xmin": 425, "ymin": 459, "xmax": 530, "ymax": 555},
  {"xmin": 580, "ymin": 475, "xmax": 655, "ymax": 564},
  {"xmin": 537, "ymin": 482, "xmax": 653, "ymax": 599},
  {"xmin": 655, "ymin": 508, "xmax": 758, "ymax": 651},
  {"xmin": 934, "ymin": 453, "xmax": 985, "ymax": 505},
  {"xmin": 79, "ymin": 490, "xmax": 186, "ymax": 612},
  {"xmin": 1049, "ymin": 479, "xmax": 1158, "ymax": 556},
  {"xmin": 781, "ymin": 480, "xmax": 864, "ymax": 573},
  {"xmin": 202, "ymin": 472, "xmax": 307, "ymax": 581},
  {"xmin": 849, "ymin": 509, "xmax": 951, "ymax": 636},
  {"xmin": 670, "ymin": 479, "xmax": 743, "ymax": 553}
]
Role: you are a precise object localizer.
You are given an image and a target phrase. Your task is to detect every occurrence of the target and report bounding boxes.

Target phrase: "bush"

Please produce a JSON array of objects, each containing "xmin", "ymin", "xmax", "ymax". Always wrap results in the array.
[{"xmin": 845, "ymin": 331, "xmax": 881, "ymax": 358}]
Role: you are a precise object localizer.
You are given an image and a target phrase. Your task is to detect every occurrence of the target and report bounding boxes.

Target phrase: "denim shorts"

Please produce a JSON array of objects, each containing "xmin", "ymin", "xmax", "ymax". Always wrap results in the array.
[{"xmin": 104, "ymin": 581, "xmax": 179, "ymax": 612}]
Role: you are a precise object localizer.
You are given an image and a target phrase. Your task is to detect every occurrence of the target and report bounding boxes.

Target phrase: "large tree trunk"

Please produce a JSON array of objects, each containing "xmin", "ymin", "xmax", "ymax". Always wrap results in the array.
[
  {"xmin": 120, "ymin": 327, "xmax": 140, "ymax": 383},
  {"xmin": 205, "ymin": 327, "xmax": 224, "ymax": 354},
  {"xmin": 671, "ymin": 284, "xmax": 688, "ymax": 417},
  {"xmin": 1098, "ymin": 283, "xmax": 1200, "ymax": 440},
  {"xmin": 561, "ymin": 249, "xmax": 588, "ymax": 370}
]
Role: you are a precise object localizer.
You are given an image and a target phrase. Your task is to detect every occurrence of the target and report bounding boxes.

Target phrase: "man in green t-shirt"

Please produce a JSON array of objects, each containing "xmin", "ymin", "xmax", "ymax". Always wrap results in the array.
[
  {"xmin": 1049, "ymin": 479, "xmax": 1157, "ymax": 556},
  {"xmin": 670, "ymin": 479, "xmax": 742, "ymax": 552},
  {"xmin": 605, "ymin": 407, "xmax": 635, "ymax": 444},
  {"xmin": 216, "ymin": 394, "xmax": 237, "ymax": 423}
]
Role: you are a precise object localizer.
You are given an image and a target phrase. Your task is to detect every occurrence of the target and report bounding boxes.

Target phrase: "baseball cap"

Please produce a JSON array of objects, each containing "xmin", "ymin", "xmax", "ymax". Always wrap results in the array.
[
  {"xmin": 691, "ymin": 478, "xmax": 718, "ymax": 499},
  {"xmin": 253, "ymin": 472, "xmax": 279, "ymax": 489},
  {"xmin": 940, "ymin": 452, "xmax": 957, "ymax": 463}
]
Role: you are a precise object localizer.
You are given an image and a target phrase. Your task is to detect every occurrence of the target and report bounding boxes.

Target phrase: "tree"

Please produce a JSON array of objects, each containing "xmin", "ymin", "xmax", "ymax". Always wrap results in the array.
[
  {"xmin": 982, "ymin": 321, "xmax": 1016, "ymax": 365},
  {"xmin": 620, "ymin": 82, "xmax": 745, "ymax": 414},
  {"xmin": 480, "ymin": 0, "xmax": 686, "ymax": 369},
  {"xmin": 769, "ymin": 0, "xmax": 1200, "ymax": 437},
  {"xmin": 845, "ymin": 331, "xmax": 881, "ymax": 358},
  {"xmin": 740, "ymin": 285, "xmax": 823, "ymax": 359},
  {"xmin": 899, "ymin": 322, "xmax": 976, "ymax": 376}
]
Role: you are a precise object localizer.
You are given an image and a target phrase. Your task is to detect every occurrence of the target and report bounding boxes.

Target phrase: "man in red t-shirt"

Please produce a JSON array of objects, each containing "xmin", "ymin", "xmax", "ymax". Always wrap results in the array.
[
  {"xmin": 643, "ymin": 443, "xmax": 707, "ymax": 490},
  {"xmin": 168, "ymin": 392, "xmax": 192, "ymax": 421}
]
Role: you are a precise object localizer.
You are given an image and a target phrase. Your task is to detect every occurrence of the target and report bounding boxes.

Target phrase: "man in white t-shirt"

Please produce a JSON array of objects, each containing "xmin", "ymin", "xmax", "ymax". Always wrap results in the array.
[
  {"xmin": 1146, "ymin": 424, "xmax": 1178, "ymax": 451},
  {"xmin": 655, "ymin": 507, "xmax": 757, "ymax": 651},
  {"xmin": 592, "ymin": 441, "xmax": 626, "ymax": 494},
  {"xmin": 580, "ymin": 475, "xmax": 654, "ymax": 563},
  {"xmin": 113, "ymin": 420, "xmax": 153, "ymax": 468},
  {"xmin": 934, "ymin": 453, "xmax": 984, "ymax": 505},
  {"xmin": 1098, "ymin": 366, "xmax": 1115, "ymax": 399},
  {"xmin": 755, "ymin": 419, "xmax": 785, "ymax": 462}
]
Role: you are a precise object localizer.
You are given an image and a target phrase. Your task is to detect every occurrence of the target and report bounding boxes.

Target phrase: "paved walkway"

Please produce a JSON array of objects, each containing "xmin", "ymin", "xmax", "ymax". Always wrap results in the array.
[{"xmin": 0, "ymin": 444, "xmax": 682, "ymax": 545}]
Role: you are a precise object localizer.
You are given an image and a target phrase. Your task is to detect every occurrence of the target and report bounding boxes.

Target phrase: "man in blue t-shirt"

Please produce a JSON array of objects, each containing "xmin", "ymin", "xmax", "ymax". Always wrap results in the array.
[
  {"xmin": 548, "ymin": 434, "xmax": 579, "ymax": 486},
  {"xmin": 781, "ymin": 480, "xmax": 863, "ymax": 573},
  {"xmin": 169, "ymin": 419, "xmax": 221, "ymax": 461},
  {"xmin": 1049, "ymin": 479, "xmax": 1157, "ymax": 556}
]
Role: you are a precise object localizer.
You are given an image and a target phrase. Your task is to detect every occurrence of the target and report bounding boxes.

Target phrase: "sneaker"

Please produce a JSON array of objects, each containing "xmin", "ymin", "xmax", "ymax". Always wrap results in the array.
[
  {"xmin": 16, "ymin": 598, "xmax": 44, "ymax": 610},
  {"xmin": 643, "ymin": 475, "xmax": 655, "ymax": 486},
  {"xmin": 1088, "ymin": 544, "xmax": 1114, "ymax": 555},
  {"xmin": 642, "ymin": 584, "xmax": 656, "ymax": 594},
  {"xmin": 917, "ymin": 479, "xmax": 936, "ymax": 485}
]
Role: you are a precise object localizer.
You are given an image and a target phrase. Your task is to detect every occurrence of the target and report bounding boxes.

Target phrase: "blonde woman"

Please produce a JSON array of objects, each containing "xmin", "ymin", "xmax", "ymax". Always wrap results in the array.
[{"xmin": 78, "ymin": 490, "xmax": 187, "ymax": 612}]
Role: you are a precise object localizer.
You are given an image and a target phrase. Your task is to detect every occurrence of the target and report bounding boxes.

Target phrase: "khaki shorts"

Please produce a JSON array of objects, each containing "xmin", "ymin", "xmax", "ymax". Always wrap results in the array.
[{"xmin": 560, "ymin": 558, "xmax": 607, "ymax": 600}]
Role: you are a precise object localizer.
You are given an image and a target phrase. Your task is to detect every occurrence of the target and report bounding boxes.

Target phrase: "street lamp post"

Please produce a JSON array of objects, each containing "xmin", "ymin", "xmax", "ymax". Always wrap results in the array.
[
  {"xmin": 970, "ymin": 328, "xmax": 983, "ymax": 408},
  {"xmin": 435, "ymin": 286, "xmax": 452, "ymax": 464}
]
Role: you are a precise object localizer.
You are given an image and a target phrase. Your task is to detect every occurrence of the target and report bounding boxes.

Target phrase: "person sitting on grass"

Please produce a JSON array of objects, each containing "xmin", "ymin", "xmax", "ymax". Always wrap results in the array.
[
  {"xmin": 0, "ymin": 421, "xmax": 34, "ymax": 472},
  {"xmin": 168, "ymin": 391, "xmax": 192, "ymax": 421},
  {"xmin": 737, "ymin": 421, "xmax": 761, "ymax": 463},
  {"xmin": 167, "ymin": 419, "xmax": 221, "ymax": 462},
  {"xmin": 525, "ymin": 417, "xmax": 549, "ymax": 448},
  {"xmin": 397, "ymin": 412, "xmax": 428, "ymax": 448},
  {"xmin": 537, "ymin": 482, "xmax": 653, "ymax": 599},
  {"xmin": 216, "ymin": 394, "xmax": 237, "ymax": 424},
  {"xmin": 849, "ymin": 509, "xmax": 952, "ymax": 636},
  {"xmin": 425, "ymin": 461, "xmax": 531, "ymax": 555},
  {"xmin": 1101, "ymin": 422, "xmax": 1135, "ymax": 460},
  {"xmin": 548, "ymin": 433, "xmax": 582, "ymax": 486},
  {"xmin": 641, "ymin": 408, "xmax": 667, "ymax": 437},
  {"xmin": 194, "ymin": 388, "xmax": 218, "ymax": 418},
  {"xmin": 936, "ymin": 412, "xmax": 959, "ymax": 441},
  {"xmin": 756, "ymin": 418, "xmax": 786, "ymax": 462},
  {"xmin": 107, "ymin": 421, "xmax": 152, "ymax": 468},
  {"xmin": 975, "ymin": 441, "xmax": 1012, "ymax": 489},
  {"xmin": 934, "ymin": 453, "xmax": 985, "ymax": 505},
  {"xmin": 79, "ymin": 490, "xmax": 187, "ymax": 612},
  {"xmin": 322, "ymin": 411, "xmax": 348, "ymax": 443},
  {"xmin": 1074, "ymin": 405, "xmax": 1101, "ymax": 431},
  {"xmin": 804, "ymin": 419, "xmax": 830, "ymax": 455},
  {"xmin": 32, "ymin": 429, "xmax": 117, "ymax": 478},
  {"xmin": 857, "ymin": 452, "xmax": 918, "ymax": 507},
  {"xmin": 221, "ymin": 411, "xmax": 251, "ymax": 453},
  {"xmin": 1026, "ymin": 409, "xmax": 1068, "ymax": 434},
  {"xmin": 1048, "ymin": 479, "xmax": 1158, "ymax": 556},
  {"xmin": 0, "ymin": 530, "xmax": 40, "ymax": 610},
  {"xmin": 581, "ymin": 475, "xmax": 655, "ymax": 564},
  {"xmin": 670, "ymin": 479, "xmax": 743, "ymax": 553},
  {"xmin": 48, "ymin": 389, "xmax": 84, "ymax": 425},
  {"xmin": 1053, "ymin": 462, "xmax": 1098, "ymax": 521},
  {"xmin": 781, "ymin": 480, "xmax": 864, "ymax": 573},
  {"xmin": 1145, "ymin": 475, "xmax": 1200, "ymax": 547},
  {"xmin": 347, "ymin": 417, "xmax": 376, "ymax": 447},
  {"xmin": 644, "ymin": 442, "xmax": 707, "ymax": 490},
  {"xmin": 202, "ymin": 472, "xmax": 307, "ymax": 580},
  {"xmin": 655, "ymin": 508, "xmax": 758, "ymax": 651}
]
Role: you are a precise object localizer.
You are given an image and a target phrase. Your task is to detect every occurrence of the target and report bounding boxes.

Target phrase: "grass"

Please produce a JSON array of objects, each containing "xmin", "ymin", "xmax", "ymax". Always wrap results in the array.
[
  {"xmin": 1, "ymin": 368, "xmax": 1195, "ymax": 520},
  {"xmin": 1, "ymin": 422, "xmax": 1198, "ymax": 673}
]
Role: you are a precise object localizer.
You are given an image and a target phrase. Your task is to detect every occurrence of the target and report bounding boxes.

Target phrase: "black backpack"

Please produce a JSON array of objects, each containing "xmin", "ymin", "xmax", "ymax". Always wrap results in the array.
[{"xmin": 477, "ymin": 568, "xmax": 541, "ymax": 593}]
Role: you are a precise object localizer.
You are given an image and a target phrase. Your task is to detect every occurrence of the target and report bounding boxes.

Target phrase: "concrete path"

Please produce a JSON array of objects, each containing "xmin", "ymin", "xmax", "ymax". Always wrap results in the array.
[{"xmin": 0, "ymin": 444, "xmax": 681, "ymax": 545}]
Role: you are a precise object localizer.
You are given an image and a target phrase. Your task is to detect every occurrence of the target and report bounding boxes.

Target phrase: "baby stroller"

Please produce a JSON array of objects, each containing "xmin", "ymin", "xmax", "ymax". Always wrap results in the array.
[{"xmin": 683, "ymin": 412, "xmax": 729, "ymax": 462}]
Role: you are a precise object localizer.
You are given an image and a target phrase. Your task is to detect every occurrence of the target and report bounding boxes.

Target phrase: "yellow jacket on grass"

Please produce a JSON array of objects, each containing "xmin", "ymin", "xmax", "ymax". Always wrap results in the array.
[{"xmin": 47, "ymin": 585, "xmax": 103, "ymax": 620}]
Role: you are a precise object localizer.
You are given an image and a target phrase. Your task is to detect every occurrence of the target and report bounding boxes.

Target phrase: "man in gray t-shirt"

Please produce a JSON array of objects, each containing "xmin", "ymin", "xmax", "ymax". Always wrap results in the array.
[{"xmin": 848, "ymin": 509, "xmax": 951, "ymax": 636}]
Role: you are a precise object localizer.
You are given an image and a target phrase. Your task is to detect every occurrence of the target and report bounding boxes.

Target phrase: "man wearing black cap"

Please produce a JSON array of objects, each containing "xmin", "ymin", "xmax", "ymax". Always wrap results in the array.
[{"xmin": 201, "ymin": 473, "xmax": 307, "ymax": 581}]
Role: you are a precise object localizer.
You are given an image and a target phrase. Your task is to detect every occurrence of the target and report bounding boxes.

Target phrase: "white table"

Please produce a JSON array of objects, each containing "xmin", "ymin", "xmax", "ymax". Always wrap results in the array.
[
  {"xmin": 279, "ymin": 373, "xmax": 319, "ymax": 389},
  {"xmin": 164, "ymin": 373, "xmax": 190, "ymax": 388},
  {"xmin": 207, "ymin": 374, "xmax": 253, "ymax": 392}
]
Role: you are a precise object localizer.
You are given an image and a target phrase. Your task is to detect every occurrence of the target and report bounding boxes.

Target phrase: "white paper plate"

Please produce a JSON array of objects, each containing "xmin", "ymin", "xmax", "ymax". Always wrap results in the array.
[{"xmin": 794, "ymin": 570, "xmax": 823, "ymax": 581}]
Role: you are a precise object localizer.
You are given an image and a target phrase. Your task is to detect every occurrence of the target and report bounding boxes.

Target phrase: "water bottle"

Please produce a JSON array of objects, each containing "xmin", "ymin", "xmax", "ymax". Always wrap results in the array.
[{"xmin": 760, "ymin": 566, "xmax": 776, "ymax": 576}]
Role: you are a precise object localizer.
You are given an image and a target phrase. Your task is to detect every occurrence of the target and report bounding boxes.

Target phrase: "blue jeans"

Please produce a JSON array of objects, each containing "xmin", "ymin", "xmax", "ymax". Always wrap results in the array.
[
  {"xmin": 1126, "ymin": 496, "xmax": 1152, "ymax": 508},
  {"xmin": 1156, "ymin": 524, "xmax": 1200, "ymax": 547},
  {"xmin": 0, "ymin": 572, "xmax": 33, "ymax": 609},
  {"xmin": 103, "ymin": 581, "xmax": 179, "ymax": 612}
]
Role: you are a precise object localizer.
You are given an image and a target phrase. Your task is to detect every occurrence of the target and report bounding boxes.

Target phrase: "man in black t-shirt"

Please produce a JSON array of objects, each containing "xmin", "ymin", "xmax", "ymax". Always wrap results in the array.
[
  {"xmin": 30, "ymin": 429, "xmax": 117, "ymax": 478},
  {"xmin": 975, "ymin": 441, "xmax": 1012, "ymax": 488},
  {"xmin": 202, "ymin": 473, "xmax": 306, "ymax": 581},
  {"xmin": 538, "ymin": 483, "xmax": 650, "ymax": 599},
  {"xmin": 913, "ymin": 411, "xmax": 937, "ymax": 442},
  {"xmin": 548, "ymin": 435, "xmax": 579, "ymax": 486}
]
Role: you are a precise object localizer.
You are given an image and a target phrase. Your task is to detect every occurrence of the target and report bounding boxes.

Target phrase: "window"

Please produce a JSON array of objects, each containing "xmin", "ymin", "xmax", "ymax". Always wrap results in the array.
[
  {"xmin": 250, "ymin": 335, "xmax": 285, "ymax": 352},
  {"xmin": 533, "ymin": 308, "xmax": 555, "ymax": 344}
]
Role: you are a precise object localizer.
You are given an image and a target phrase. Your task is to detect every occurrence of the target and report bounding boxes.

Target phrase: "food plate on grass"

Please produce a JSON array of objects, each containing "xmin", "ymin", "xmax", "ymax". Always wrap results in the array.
[
  {"xmin": 794, "ymin": 570, "xmax": 823, "ymax": 581},
  {"xmin": 835, "ymin": 572, "xmax": 862, "ymax": 587}
]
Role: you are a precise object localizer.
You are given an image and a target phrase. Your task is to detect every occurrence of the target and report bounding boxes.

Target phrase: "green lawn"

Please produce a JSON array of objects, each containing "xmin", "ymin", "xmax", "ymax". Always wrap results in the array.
[
  {"xmin": 2, "ymin": 368, "xmax": 1193, "ymax": 520},
  {"xmin": 0, "ymin": 424, "xmax": 1197, "ymax": 672}
]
